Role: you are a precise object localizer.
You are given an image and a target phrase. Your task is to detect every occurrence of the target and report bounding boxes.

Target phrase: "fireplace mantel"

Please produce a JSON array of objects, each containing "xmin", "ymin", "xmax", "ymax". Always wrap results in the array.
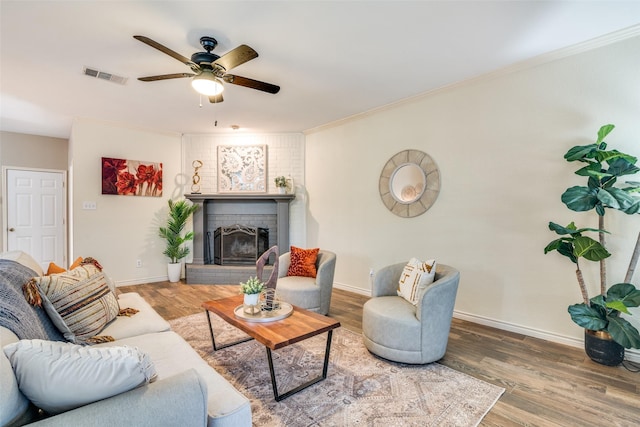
[
  {"xmin": 185, "ymin": 193, "xmax": 295, "ymax": 265},
  {"xmin": 185, "ymin": 193, "xmax": 295, "ymax": 202}
]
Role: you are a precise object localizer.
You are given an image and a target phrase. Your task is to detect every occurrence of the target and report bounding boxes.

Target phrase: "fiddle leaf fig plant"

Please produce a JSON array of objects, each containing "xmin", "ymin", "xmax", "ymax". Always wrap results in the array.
[
  {"xmin": 545, "ymin": 124, "xmax": 640, "ymax": 349},
  {"xmin": 544, "ymin": 222, "xmax": 610, "ymax": 304}
]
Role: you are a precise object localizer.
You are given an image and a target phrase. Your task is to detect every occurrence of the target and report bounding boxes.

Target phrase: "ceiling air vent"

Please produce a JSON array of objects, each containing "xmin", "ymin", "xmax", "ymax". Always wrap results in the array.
[{"xmin": 83, "ymin": 67, "xmax": 128, "ymax": 85}]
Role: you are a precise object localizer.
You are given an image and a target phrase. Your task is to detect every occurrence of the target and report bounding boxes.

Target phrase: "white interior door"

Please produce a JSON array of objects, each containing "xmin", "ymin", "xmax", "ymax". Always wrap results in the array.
[{"xmin": 6, "ymin": 169, "xmax": 66, "ymax": 271}]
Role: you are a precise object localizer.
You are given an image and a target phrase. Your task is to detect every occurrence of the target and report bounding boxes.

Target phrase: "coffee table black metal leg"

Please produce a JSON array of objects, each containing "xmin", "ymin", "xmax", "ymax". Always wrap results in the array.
[
  {"xmin": 205, "ymin": 310, "xmax": 253, "ymax": 351},
  {"xmin": 266, "ymin": 330, "xmax": 334, "ymax": 401}
]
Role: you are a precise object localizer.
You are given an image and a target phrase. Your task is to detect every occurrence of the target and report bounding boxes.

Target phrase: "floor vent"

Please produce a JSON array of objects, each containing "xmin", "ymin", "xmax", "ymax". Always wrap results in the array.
[{"xmin": 83, "ymin": 67, "xmax": 128, "ymax": 85}]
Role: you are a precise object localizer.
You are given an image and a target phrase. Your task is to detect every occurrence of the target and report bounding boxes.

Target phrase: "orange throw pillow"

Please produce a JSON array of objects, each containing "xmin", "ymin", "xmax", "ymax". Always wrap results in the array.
[
  {"xmin": 46, "ymin": 257, "xmax": 84, "ymax": 276},
  {"xmin": 46, "ymin": 263, "xmax": 66, "ymax": 276},
  {"xmin": 287, "ymin": 246, "xmax": 320, "ymax": 278},
  {"xmin": 69, "ymin": 257, "xmax": 83, "ymax": 270}
]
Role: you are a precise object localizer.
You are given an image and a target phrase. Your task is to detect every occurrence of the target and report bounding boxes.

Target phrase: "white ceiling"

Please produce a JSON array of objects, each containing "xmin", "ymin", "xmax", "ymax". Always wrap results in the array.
[{"xmin": 1, "ymin": 1, "xmax": 640, "ymax": 139}]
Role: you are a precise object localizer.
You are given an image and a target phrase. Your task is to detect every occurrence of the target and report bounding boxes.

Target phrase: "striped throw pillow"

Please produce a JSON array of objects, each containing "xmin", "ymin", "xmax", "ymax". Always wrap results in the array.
[{"xmin": 30, "ymin": 264, "xmax": 119, "ymax": 344}]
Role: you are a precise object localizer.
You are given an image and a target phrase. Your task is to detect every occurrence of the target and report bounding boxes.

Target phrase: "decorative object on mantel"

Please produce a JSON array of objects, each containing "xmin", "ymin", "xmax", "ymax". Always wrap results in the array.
[
  {"xmin": 218, "ymin": 145, "xmax": 266, "ymax": 193},
  {"xmin": 379, "ymin": 149, "xmax": 440, "ymax": 218},
  {"xmin": 102, "ymin": 157, "xmax": 163, "ymax": 197},
  {"xmin": 274, "ymin": 176, "xmax": 287, "ymax": 194},
  {"xmin": 287, "ymin": 174, "xmax": 295, "ymax": 194},
  {"xmin": 158, "ymin": 199, "xmax": 199, "ymax": 282},
  {"xmin": 239, "ymin": 276, "xmax": 265, "ymax": 315},
  {"xmin": 544, "ymin": 124, "xmax": 640, "ymax": 365},
  {"xmin": 191, "ymin": 160, "xmax": 203, "ymax": 194}
]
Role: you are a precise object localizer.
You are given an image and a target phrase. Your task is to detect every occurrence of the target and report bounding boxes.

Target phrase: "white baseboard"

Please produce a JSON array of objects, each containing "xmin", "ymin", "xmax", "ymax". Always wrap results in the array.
[
  {"xmin": 454, "ymin": 310, "xmax": 640, "ymax": 363},
  {"xmin": 333, "ymin": 281, "xmax": 371, "ymax": 296},
  {"xmin": 115, "ymin": 276, "xmax": 168, "ymax": 287}
]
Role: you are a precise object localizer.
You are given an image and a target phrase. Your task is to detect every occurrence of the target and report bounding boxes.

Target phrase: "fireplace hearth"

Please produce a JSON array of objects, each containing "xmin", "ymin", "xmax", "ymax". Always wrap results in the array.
[{"xmin": 214, "ymin": 225, "xmax": 269, "ymax": 265}]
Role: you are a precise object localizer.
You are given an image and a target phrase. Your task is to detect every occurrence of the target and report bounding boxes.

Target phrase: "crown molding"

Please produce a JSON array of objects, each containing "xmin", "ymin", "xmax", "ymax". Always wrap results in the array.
[{"xmin": 304, "ymin": 24, "xmax": 640, "ymax": 136}]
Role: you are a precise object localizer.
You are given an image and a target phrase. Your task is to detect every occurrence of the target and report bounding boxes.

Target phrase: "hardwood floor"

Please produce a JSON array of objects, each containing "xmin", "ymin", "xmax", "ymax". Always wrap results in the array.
[{"xmin": 119, "ymin": 281, "xmax": 640, "ymax": 426}]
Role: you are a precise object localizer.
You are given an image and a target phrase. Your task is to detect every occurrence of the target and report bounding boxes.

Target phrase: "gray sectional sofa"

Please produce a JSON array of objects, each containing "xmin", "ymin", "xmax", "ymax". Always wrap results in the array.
[{"xmin": 0, "ymin": 252, "xmax": 251, "ymax": 427}]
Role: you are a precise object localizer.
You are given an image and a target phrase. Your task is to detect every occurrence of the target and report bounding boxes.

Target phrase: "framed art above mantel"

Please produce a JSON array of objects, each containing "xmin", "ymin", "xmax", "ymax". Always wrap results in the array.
[{"xmin": 217, "ymin": 145, "xmax": 266, "ymax": 193}]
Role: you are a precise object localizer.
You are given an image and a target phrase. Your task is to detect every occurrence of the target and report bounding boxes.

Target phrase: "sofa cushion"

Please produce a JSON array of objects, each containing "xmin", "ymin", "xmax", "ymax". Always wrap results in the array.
[
  {"xmin": 397, "ymin": 258, "xmax": 436, "ymax": 305},
  {"xmin": 0, "ymin": 342, "xmax": 31, "ymax": 427},
  {"xmin": 0, "ymin": 251, "xmax": 44, "ymax": 277},
  {"xmin": 29, "ymin": 264, "xmax": 120, "ymax": 344},
  {"xmin": 101, "ymin": 292, "xmax": 171, "ymax": 340},
  {"xmin": 3, "ymin": 339, "xmax": 157, "ymax": 415},
  {"xmin": 286, "ymin": 246, "xmax": 319, "ymax": 278},
  {"xmin": 98, "ymin": 330, "xmax": 252, "ymax": 426}
]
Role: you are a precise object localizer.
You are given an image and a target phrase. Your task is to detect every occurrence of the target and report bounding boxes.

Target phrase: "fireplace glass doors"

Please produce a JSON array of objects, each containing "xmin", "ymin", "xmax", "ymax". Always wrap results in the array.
[{"xmin": 213, "ymin": 225, "xmax": 269, "ymax": 265}]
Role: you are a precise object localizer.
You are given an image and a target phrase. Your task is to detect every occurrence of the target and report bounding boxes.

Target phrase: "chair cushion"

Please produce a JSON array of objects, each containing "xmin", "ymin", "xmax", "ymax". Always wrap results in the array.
[
  {"xmin": 287, "ymin": 246, "xmax": 319, "ymax": 278},
  {"xmin": 276, "ymin": 276, "xmax": 321, "ymax": 311},
  {"xmin": 363, "ymin": 296, "xmax": 421, "ymax": 352},
  {"xmin": 3, "ymin": 339, "xmax": 157, "ymax": 415},
  {"xmin": 397, "ymin": 258, "xmax": 436, "ymax": 305}
]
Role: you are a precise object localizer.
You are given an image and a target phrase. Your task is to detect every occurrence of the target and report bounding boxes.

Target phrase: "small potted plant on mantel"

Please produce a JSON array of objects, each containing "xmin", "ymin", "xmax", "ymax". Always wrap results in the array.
[
  {"xmin": 158, "ymin": 199, "xmax": 199, "ymax": 283},
  {"xmin": 240, "ymin": 276, "xmax": 264, "ymax": 315},
  {"xmin": 274, "ymin": 176, "xmax": 288, "ymax": 194},
  {"xmin": 545, "ymin": 124, "xmax": 640, "ymax": 365}
]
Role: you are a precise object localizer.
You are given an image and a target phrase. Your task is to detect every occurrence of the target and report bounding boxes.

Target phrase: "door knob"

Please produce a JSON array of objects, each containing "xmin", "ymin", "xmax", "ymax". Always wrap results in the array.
[{"xmin": 8, "ymin": 228, "xmax": 15, "ymax": 232}]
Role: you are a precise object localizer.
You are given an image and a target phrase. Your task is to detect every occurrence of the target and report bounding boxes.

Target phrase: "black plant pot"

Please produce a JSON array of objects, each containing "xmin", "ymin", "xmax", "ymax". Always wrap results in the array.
[{"xmin": 584, "ymin": 330, "xmax": 624, "ymax": 366}]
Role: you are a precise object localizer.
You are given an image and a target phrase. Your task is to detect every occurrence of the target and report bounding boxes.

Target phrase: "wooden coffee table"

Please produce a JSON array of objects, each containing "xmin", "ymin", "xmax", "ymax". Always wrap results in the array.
[{"xmin": 201, "ymin": 295, "xmax": 341, "ymax": 401}]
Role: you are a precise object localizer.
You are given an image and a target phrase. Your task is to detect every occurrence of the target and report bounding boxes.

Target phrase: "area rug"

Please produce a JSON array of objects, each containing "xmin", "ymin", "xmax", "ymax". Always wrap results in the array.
[{"xmin": 169, "ymin": 313, "xmax": 504, "ymax": 426}]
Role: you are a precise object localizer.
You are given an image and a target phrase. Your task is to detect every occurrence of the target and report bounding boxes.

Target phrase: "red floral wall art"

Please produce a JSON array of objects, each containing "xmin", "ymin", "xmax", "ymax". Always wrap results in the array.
[{"xmin": 102, "ymin": 157, "xmax": 163, "ymax": 197}]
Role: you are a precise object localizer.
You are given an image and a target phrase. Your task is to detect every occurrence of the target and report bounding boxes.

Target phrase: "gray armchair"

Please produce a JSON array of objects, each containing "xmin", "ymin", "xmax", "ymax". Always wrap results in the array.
[
  {"xmin": 276, "ymin": 250, "xmax": 337, "ymax": 315},
  {"xmin": 362, "ymin": 263, "xmax": 460, "ymax": 364}
]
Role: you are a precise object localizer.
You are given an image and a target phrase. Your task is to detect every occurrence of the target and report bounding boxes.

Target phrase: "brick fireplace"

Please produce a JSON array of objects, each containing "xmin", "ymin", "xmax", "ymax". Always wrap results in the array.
[{"xmin": 184, "ymin": 193, "xmax": 295, "ymax": 283}]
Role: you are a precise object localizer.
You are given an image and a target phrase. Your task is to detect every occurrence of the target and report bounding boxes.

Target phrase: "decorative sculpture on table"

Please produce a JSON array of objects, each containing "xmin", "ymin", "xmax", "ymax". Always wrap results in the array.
[
  {"xmin": 234, "ymin": 246, "xmax": 292, "ymax": 321},
  {"xmin": 256, "ymin": 246, "xmax": 279, "ymax": 310},
  {"xmin": 191, "ymin": 160, "xmax": 203, "ymax": 194}
]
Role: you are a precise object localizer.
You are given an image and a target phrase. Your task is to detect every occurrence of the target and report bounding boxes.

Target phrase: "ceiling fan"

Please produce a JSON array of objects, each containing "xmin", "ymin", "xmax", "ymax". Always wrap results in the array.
[{"xmin": 133, "ymin": 35, "xmax": 280, "ymax": 103}]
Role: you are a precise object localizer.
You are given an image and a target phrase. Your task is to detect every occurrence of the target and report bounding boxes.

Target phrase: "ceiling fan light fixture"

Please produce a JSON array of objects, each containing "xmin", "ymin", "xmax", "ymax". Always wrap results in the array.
[{"xmin": 191, "ymin": 72, "xmax": 224, "ymax": 96}]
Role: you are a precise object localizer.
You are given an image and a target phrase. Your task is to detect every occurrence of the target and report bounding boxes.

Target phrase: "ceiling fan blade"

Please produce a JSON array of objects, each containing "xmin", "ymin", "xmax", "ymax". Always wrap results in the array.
[
  {"xmin": 133, "ymin": 35, "xmax": 195, "ymax": 67},
  {"xmin": 223, "ymin": 74, "xmax": 280, "ymax": 94},
  {"xmin": 138, "ymin": 73, "xmax": 194, "ymax": 82},
  {"xmin": 209, "ymin": 94, "xmax": 224, "ymax": 103},
  {"xmin": 213, "ymin": 45, "xmax": 258, "ymax": 71}
]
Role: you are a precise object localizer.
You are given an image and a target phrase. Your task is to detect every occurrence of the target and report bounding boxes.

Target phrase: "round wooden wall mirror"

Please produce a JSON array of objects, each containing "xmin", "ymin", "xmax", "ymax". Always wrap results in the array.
[{"xmin": 379, "ymin": 149, "xmax": 440, "ymax": 218}]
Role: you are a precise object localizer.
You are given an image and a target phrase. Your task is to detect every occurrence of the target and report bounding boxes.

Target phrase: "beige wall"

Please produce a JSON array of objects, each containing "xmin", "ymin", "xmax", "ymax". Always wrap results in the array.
[
  {"xmin": 305, "ymin": 36, "xmax": 640, "ymax": 353},
  {"xmin": 69, "ymin": 119, "xmax": 182, "ymax": 285},
  {"xmin": 0, "ymin": 131, "xmax": 68, "ymax": 249}
]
